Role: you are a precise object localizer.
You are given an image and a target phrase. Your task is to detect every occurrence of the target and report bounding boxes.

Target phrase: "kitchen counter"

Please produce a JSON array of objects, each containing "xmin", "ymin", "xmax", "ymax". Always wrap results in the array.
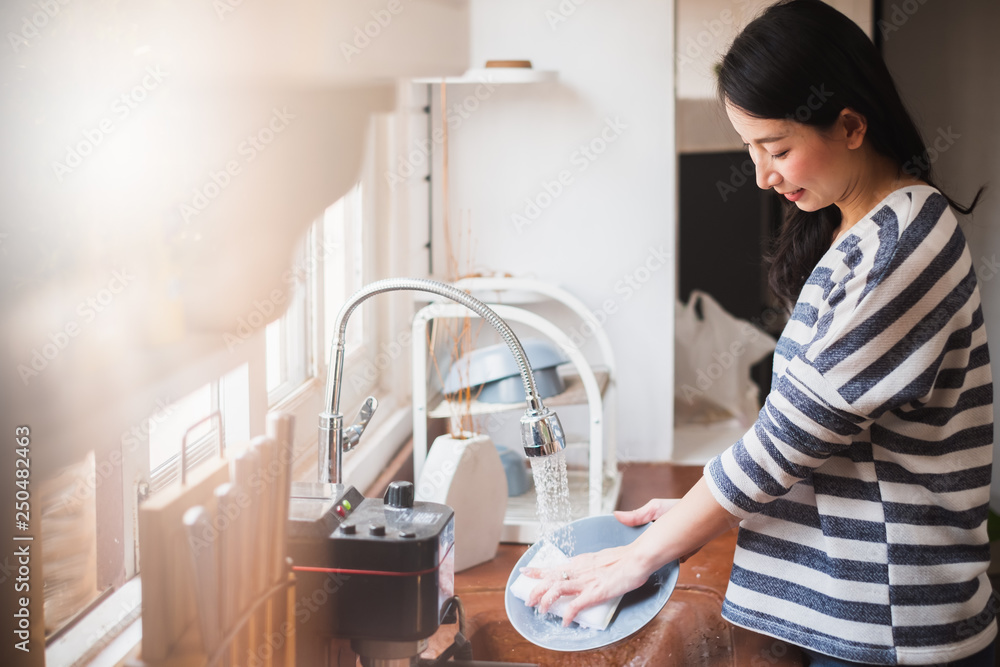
[{"xmin": 426, "ymin": 463, "xmax": 806, "ymax": 666}]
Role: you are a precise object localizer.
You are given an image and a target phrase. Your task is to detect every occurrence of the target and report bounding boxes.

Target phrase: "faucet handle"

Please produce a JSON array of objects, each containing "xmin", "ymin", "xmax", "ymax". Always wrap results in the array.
[{"xmin": 342, "ymin": 396, "xmax": 378, "ymax": 452}]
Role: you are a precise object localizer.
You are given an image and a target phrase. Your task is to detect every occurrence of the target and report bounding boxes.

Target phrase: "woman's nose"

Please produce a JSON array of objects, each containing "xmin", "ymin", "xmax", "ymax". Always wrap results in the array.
[{"xmin": 755, "ymin": 161, "xmax": 781, "ymax": 190}]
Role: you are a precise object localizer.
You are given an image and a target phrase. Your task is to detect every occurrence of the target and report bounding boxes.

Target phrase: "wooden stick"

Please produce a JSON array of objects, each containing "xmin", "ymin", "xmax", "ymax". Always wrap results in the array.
[
  {"xmin": 213, "ymin": 483, "xmax": 239, "ymax": 667},
  {"xmin": 182, "ymin": 506, "xmax": 221, "ymax": 656},
  {"xmin": 265, "ymin": 414, "xmax": 294, "ymax": 584},
  {"xmin": 265, "ymin": 415, "xmax": 295, "ymax": 667},
  {"xmin": 231, "ymin": 448, "xmax": 261, "ymax": 665},
  {"xmin": 138, "ymin": 455, "xmax": 229, "ymax": 662}
]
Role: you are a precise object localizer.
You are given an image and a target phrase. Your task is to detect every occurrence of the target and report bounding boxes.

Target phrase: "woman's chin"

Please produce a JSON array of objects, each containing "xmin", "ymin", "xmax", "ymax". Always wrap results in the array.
[{"xmin": 792, "ymin": 197, "xmax": 825, "ymax": 212}]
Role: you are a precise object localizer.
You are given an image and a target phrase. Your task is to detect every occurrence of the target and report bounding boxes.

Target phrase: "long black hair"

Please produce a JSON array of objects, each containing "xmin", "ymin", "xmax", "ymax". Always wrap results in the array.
[{"xmin": 718, "ymin": 0, "xmax": 982, "ymax": 309}]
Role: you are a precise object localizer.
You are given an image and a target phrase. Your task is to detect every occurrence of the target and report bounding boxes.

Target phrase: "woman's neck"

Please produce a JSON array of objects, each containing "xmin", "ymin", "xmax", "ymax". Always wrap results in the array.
[{"xmin": 834, "ymin": 151, "xmax": 923, "ymax": 233}]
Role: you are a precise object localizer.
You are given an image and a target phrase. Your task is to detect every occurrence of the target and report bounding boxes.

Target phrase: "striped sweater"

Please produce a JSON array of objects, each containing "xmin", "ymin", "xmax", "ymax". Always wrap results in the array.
[{"xmin": 705, "ymin": 185, "xmax": 996, "ymax": 665}]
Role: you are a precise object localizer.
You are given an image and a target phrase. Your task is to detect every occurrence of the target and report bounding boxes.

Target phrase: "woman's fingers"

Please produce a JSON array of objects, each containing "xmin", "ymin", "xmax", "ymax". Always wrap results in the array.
[
  {"xmin": 612, "ymin": 506, "xmax": 651, "ymax": 526},
  {"xmin": 526, "ymin": 581, "xmax": 545, "ymax": 608},
  {"xmin": 613, "ymin": 498, "xmax": 681, "ymax": 526},
  {"xmin": 521, "ymin": 563, "xmax": 579, "ymax": 607},
  {"xmin": 559, "ymin": 587, "xmax": 603, "ymax": 627},
  {"xmin": 529, "ymin": 578, "xmax": 585, "ymax": 614},
  {"xmin": 526, "ymin": 578, "xmax": 557, "ymax": 607},
  {"xmin": 519, "ymin": 545, "xmax": 632, "ymax": 619},
  {"xmin": 539, "ymin": 580, "xmax": 580, "ymax": 614}
]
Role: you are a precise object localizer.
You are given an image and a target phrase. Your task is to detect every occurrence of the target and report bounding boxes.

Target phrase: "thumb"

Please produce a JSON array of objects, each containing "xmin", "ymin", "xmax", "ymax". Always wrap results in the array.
[
  {"xmin": 614, "ymin": 498, "xmax": 681, "ymax": 526},
  {"xmin": 614, "ymin": 499, "xmax": 660, "ymax": 526}
]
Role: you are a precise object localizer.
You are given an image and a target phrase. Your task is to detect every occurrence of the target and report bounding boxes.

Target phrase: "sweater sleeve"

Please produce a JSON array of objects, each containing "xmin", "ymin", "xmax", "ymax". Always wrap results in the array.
[{"xmin": 705, "ymin": 192, "xmax": 979, "ymax": 518}]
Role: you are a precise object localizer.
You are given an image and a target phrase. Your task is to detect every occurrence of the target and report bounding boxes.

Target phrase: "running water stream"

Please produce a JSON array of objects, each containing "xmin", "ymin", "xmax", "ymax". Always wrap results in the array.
[{"xmin": 529, "ymin": 450, "xmax": 576, "ymax": 555}]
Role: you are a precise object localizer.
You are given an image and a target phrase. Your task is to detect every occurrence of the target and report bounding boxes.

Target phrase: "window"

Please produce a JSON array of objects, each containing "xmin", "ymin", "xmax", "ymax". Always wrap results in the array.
[
  {"xmin": 264, "ymin": 183, "xmax": 367, "ymax": 408},
  {"xmin": 46, "ymin": 107, "xmax": 413, "ymax": 667},
  {"xmin": 323, "ymin": 183, "xmax": 366, "ymax": 367},
  {"xmin": 41, "ymin": 364, "xmax": 250, "ymax": 645},
  {"xmin": 265, "ymin": 232, "xmax": 312, "ymax": 406},
  {"xmin": 261, "ymin": 182, "xmax": 378, "ymax": 483},
  {"xmin": 147, "ymin": 364, "xmax": 250, "ymax": 494}
]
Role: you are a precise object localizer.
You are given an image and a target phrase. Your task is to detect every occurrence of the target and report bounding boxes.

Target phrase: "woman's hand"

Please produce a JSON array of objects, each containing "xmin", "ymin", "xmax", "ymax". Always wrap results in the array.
[
  {"xmin": 519, "ymin": 543, "xmax": 655, "ymax": 627},
  {"xmin": 516, "ymin": 477, "xmax": 742, "ymax": 627}
]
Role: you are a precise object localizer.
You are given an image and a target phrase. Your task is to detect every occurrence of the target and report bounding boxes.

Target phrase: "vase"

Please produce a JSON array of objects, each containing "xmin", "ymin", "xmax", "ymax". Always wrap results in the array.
[{"xmin": 415, "ymin": 432, "xmax": 508, "ymax": 572}]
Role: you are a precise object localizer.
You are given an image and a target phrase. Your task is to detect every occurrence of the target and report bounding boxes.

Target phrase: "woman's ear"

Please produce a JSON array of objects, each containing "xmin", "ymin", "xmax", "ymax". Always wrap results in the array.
[{"xmin": 839, "ymin": 108, "xmax": 868, "ymax": 150}]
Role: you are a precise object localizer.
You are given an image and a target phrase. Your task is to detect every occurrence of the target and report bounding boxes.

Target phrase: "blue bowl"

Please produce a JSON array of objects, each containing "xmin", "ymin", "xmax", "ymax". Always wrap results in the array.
[{"xmin": 496, "ymin": 445, "xmax": 532, "ymax": 496}]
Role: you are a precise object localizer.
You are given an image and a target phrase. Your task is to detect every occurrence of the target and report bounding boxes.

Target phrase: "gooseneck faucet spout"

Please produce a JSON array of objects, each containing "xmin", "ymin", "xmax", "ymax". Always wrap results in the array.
[{"xmin": 319, "ymin": 278, "xmax": 567, "ymax": 485}]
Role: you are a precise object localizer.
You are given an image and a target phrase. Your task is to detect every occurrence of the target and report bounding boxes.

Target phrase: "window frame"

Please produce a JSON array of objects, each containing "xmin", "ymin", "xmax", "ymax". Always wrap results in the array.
[{"xmin": 270, "ymin": 163, "xmax": 385, "ymax": 485}]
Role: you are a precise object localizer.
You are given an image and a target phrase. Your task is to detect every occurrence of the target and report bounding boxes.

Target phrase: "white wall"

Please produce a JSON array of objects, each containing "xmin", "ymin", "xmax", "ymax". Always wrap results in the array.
[
  {"xmin": 410, "ymin": 0, "xmax": 676, "ymax": 461},
  {"xmin": 881, "ymin": 0, "xmax": 1000, "ymax": 508}
]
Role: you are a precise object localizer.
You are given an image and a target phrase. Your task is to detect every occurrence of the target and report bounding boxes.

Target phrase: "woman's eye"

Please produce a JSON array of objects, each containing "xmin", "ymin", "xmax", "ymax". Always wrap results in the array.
[{"xmin": 772, "ymin": 150, "xmax": 788, "ymax": 159}]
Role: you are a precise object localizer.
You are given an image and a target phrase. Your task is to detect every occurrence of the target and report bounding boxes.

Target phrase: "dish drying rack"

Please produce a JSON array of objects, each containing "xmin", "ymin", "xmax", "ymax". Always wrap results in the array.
[{"xmin": 412, "ymin": 277, "xmax": 621, "ymax": 543}]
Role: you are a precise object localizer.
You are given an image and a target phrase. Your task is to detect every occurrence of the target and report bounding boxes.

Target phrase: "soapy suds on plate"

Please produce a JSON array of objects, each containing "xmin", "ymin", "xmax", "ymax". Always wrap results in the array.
[
  {"xmin": 527, "ymin": 613, "xmax": 605, "ymax": 642},
  {"xmin": 530, "ymin": 450, "xmax": 575, "ymax": 555}
]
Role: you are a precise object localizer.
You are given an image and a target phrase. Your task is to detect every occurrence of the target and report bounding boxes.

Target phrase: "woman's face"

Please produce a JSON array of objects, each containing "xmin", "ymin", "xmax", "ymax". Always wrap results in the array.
[{"xmin": 725, "ymin": 103, "xmax": 857, "ymax": 212}]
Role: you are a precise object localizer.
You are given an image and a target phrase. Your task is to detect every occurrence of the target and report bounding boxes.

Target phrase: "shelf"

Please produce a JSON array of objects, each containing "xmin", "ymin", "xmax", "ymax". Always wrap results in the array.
[
  {"xmin": 427, "ymin": 369, "xmax": 610, "ymax": 419},
  {"xmin": 412, "ymin": 68, "xmax": 558, "ymax": 85},
  {"xmin": 411, "ymin": 279, "xmax": 618, "ymax": 529}
]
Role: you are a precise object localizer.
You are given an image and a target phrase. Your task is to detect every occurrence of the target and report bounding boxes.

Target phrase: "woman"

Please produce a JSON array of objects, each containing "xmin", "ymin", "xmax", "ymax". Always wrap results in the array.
[{"xmin": 522, "ymin": 1, "xmax": 995, "ymax": 664}]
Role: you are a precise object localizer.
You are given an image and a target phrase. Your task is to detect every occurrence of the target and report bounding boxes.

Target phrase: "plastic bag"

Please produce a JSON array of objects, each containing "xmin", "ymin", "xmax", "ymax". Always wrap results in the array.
[{"xmin": 675, "ymin": 290, "xmax": 776, "ymax": 427}]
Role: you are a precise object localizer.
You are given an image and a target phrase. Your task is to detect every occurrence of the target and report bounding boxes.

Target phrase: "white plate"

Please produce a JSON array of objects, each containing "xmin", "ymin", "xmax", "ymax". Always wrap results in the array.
[{"xmin": 504, "ymin": 514, "xmax": 680, "ymax": 652}]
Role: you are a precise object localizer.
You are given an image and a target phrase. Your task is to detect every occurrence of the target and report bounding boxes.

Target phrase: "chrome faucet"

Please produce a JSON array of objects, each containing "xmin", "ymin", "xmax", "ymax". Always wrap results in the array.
[{"xmin": 319, "ymin": 278, "xmax": 567, "ymax": 485}]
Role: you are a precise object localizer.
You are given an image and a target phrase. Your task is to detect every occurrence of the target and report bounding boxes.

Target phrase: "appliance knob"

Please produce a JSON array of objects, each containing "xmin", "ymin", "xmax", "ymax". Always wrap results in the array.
[
  {"xmin": 384, "ymin": 480, "xmax": 415, "ymax": 509},
  {"xmin": 369, "ymin": 524, "xmax": 386, "ymax": 537}
]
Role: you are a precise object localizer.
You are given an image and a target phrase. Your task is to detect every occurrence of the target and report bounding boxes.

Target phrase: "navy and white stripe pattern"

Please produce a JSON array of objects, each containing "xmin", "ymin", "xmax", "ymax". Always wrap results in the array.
[{"xmin": 706, "ymin": 186, "xmax": 996, "ymax": 665}]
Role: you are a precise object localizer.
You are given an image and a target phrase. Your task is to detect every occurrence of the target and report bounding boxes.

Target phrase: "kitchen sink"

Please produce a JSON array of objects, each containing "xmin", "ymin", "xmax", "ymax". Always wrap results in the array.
[
  {"xmin": 456, "ymin": 585, "xmax": 735, "ymax": 666},
  {"xmin": 421, "ymin": 466, "xmax": 808, "ymax": 667}
]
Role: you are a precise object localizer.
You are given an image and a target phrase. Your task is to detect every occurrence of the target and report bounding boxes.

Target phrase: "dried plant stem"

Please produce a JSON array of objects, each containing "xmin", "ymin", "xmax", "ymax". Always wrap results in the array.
[
  {"xmin": 441, "ymin": 81, "xmax": 457, "ymax": 280},
  {"xmin": 430, "ymin": 83, "xmax": 487, "ymax": 438}
]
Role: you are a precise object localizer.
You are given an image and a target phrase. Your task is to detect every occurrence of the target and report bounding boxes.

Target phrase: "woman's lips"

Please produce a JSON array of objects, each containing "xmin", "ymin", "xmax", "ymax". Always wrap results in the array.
[{"xmin": 783, "ymin": 188, "xmax": 805, "ymax": 202}]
